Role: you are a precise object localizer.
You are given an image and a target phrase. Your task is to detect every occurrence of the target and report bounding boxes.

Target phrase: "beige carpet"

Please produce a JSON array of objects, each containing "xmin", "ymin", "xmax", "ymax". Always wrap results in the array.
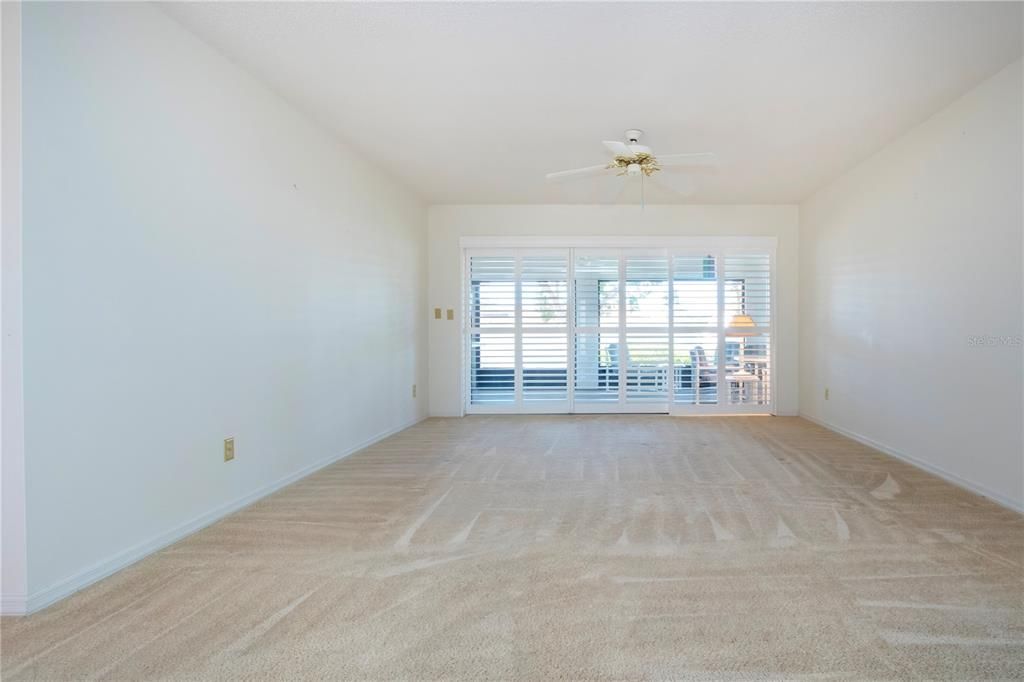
[{"xmin": 2, "ymin": 416, "xmax": 1022, "ymax": 680}]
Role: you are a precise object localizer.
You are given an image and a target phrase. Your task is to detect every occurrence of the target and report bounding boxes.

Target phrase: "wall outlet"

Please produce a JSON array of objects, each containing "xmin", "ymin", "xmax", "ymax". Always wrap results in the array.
[
  {"xmin": 412, "ymin": 384, "xmax": 417, "ymax": 398},
  {"xmin": 824, "ymin": 387, "xmax": 830, "ymax": 400},
  {"xmin": 224, "ymin": 437, "xmax": 235, "ymax": 462}
]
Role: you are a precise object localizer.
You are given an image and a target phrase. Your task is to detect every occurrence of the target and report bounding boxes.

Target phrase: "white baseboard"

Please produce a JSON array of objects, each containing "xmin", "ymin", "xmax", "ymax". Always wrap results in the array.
[
  {"xmin": 799, "ymin": 413, "xmax": 1023, "ymax": 515},
  {"xmin": 1, "ymin": 594, "xmax": 28, "ymax": 615},
  {"xmin": 2, "ymin": 415, "xmax": 427, "ymax": 616}
]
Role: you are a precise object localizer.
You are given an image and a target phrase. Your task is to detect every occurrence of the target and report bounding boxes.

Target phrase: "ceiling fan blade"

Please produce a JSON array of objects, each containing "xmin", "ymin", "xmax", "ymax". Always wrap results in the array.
[
  {"xmin": 602, "ymin": 140, "xmax": 634, "ymax": 158},
  {"xmin": 657, "ymin": 152, "xmax": 718, "ymax": 167},
  {"xmin": 545, "ymin": 164, "xmax": 610, "ymax": 183}
]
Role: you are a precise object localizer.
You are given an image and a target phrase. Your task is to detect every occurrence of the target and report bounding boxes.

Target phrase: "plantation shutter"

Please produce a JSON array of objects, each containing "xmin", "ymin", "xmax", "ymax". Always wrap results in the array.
[{"xmin": 465, "ymin": 245, "xmax": 773, "ymax": 414}]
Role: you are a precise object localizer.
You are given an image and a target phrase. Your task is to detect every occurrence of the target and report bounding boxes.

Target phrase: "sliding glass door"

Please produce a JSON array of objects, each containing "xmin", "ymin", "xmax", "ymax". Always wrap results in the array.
[
  {"xmin": 667, "ymin": 251, "xmax": 772, "ymax": 413},
  {"xmin": 465, "ymin": 244, "xmax": 773, "ymax": 415},
  {"xmin": 468, "ymin": 250, "xmax": 570, "ymax": 413}
]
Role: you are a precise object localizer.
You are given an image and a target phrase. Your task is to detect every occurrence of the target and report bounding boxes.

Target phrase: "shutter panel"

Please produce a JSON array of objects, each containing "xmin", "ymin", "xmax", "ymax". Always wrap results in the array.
[
  {"xmin": 573, "ymin": 254, "xmax": 621, "ymax": 405},
  {"xmin": 521, "ymin": 254, "xmax": 569, "ymax": 404},
  {"xmin": 468, "ymin": 255, "xmax": 515, "ymax": 406},
  {"xmin": 625, "ymin": 255, "xmax": 670, "ymax": 402},
  {"xmin": 723, "ymin": 253, "xmax": 771, "ymax": 406},
  {"xmin": 672, "ymin": 254, "xmax": 719, "ymax": 405}
]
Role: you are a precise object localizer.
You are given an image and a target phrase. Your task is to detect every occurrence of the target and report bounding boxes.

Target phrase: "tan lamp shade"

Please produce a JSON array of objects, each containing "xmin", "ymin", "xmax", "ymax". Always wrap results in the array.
[{"xmin": 727, "ymin": 314, "xmax": 758, "ymax": 336}]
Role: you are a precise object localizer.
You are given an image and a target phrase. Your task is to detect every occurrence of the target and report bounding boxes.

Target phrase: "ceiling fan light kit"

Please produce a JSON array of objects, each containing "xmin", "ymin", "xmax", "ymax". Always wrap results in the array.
[{"xmin": 610, "ymin": 153, "xmax": 659, "ymax": 177}]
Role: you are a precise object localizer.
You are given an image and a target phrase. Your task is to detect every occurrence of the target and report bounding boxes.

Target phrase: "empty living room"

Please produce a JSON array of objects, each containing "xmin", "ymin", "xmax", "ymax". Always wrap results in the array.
[{"xmin": 1, "ymin": 1, "xmax": 1022, "ymax": 680}]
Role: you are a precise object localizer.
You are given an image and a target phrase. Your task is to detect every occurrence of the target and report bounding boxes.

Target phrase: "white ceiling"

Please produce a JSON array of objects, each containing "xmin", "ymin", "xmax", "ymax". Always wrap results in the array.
[{"xmin": 162, "ymin": 2, "xmax": 1022, "ymax": 204}]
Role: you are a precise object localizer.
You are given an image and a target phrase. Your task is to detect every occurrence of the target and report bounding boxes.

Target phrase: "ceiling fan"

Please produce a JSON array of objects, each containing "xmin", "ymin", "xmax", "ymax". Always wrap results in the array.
[{"xmin": 545, "ymin": 129, "xmax": 717, "ymax": 205}]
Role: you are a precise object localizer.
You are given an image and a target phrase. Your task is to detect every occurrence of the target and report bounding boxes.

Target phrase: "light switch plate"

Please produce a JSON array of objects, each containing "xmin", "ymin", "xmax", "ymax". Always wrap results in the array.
[
  {"xmin": 224, "ymin": 437, "xmax": 235, "ymax": 462},
  {"xmin": 434, "ymin": 308, "xmax": 442, "ymax": 320},
  {"xmin": 446, "ymin": 309, "xmax": 454, "ymax": 320}
]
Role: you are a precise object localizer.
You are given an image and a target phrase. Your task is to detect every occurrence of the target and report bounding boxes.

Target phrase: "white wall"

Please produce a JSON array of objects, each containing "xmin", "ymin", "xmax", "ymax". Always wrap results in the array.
[
  {"xmin": 428, "ymin": 205, "xmax": 799, "ymax": 417},
  {"xmin": 1, "ymin": 0, "xmax": 28, "ymax": 613},
  {"xmin": 18, "ymin": 2, "xmax": 427, "ymax": 610},
  {"xmin": 800, "ymin": 59, "xmax": 1023, "ymax": 511}
]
